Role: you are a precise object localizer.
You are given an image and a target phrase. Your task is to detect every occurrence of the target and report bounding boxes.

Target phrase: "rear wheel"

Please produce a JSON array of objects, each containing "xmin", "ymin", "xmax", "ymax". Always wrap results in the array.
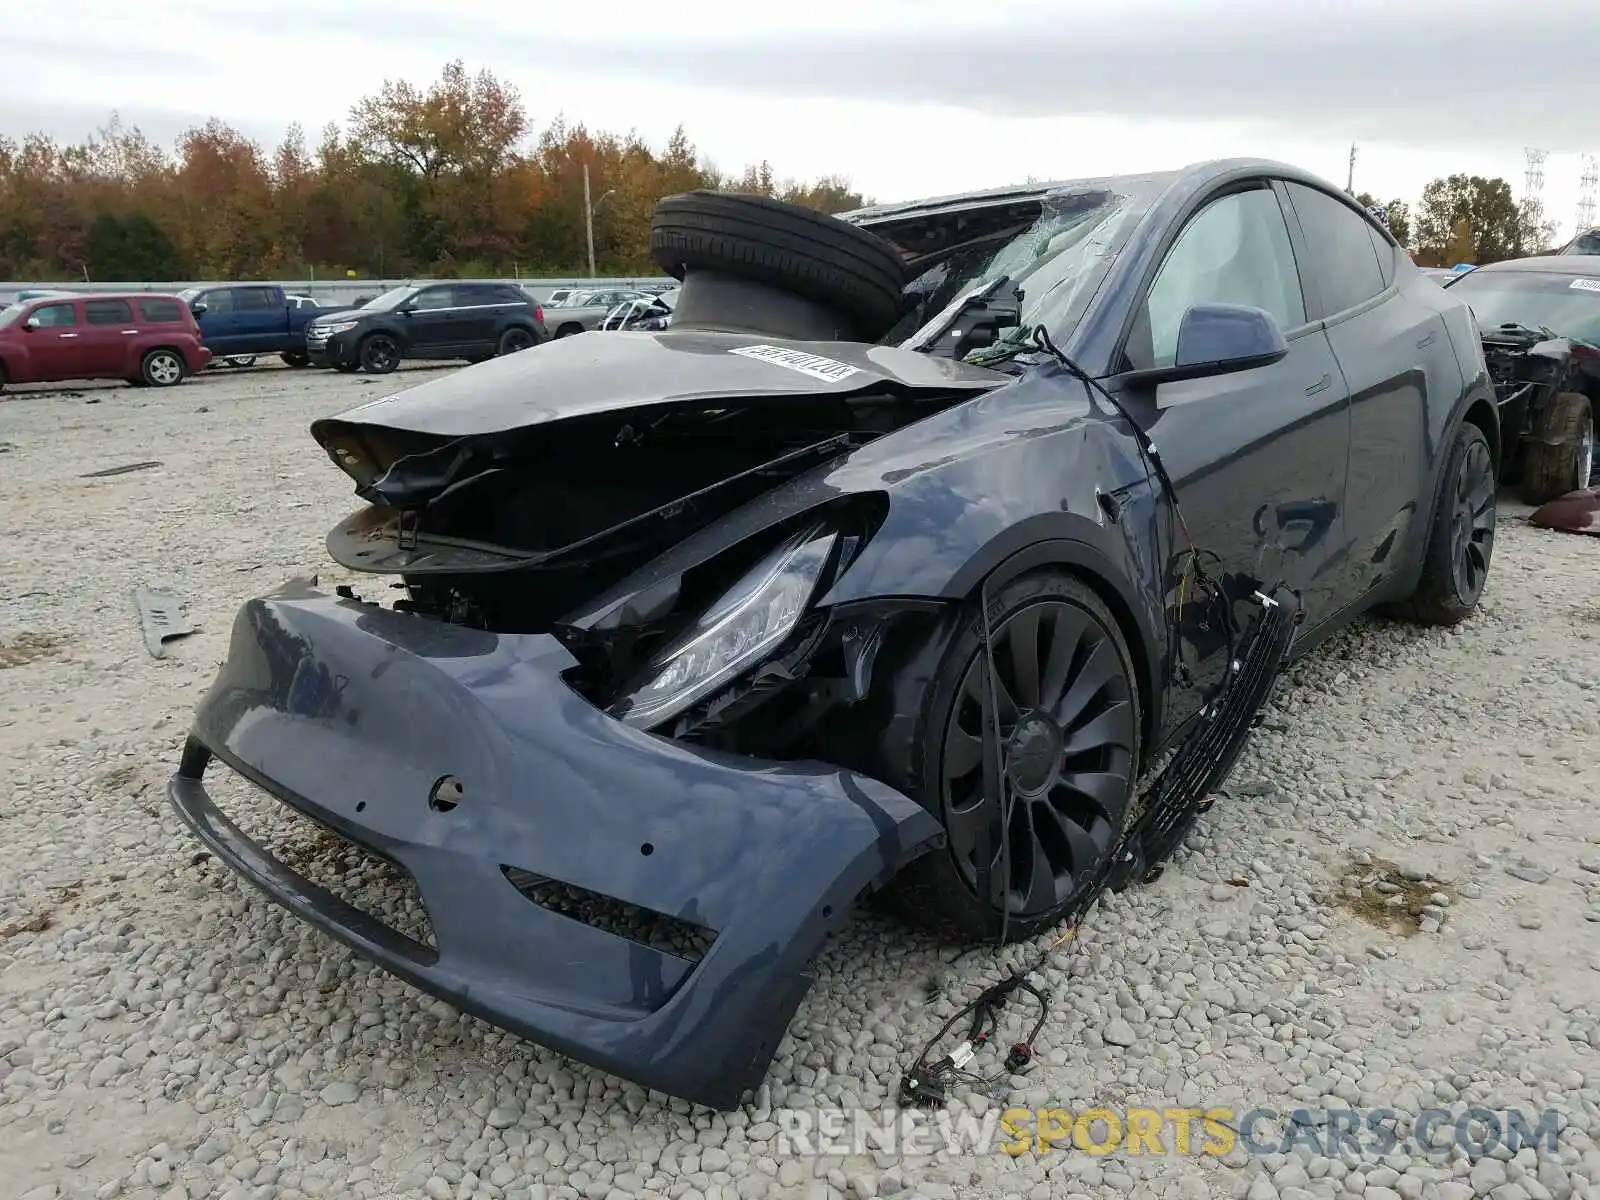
[
  {"xmin": 1523, "ymin": 392, "xmax": 1595, "ymax": 501},
  {"xmin": 1385, "ymin": 421, "xmax": 1495, "ymax": 626},
  {"xmin": 880, "ymin": 571, "xmax": 1141, "ymax": 942},
  {"xmin": 498, "ymin": 326, "xmax": 536, "ymax": 356},
  {"xmin": 359, "ymin": 334, "xmax": 399, "ymax": 375},
  {"xmin": 141, "ymin": 349, "xmax": 185, "ymax": 388}
]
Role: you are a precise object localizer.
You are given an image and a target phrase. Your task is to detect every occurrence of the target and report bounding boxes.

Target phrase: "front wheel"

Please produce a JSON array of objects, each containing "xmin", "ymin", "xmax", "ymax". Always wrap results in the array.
[
  {"xmin": 141, "ymin": 349, "xmax": 186, "ymax": 388},
  {"xmin": 1523, "ymin": 392, "xmax": 1595, "ymax": 502},
  {"xmin": 497, "ymin": 327, "xmax": 536, "ymax": 356},
  {"xmin": 878, "ymin": 571, "xmax": 1142, "ymax": 942},
  {"xmin": 358, "ymin": 334, "xmax": 399, "ymax": 375},
  {"xmin": 1384, "ymin": 421, "xmax": 1495, "ymax": 626}
]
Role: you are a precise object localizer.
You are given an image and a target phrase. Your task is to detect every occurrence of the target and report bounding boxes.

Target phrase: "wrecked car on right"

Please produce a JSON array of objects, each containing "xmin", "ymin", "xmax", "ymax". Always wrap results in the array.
[{"xmin": 1442, "ymin": 257, "xmax": 1599, "ymax": 501}]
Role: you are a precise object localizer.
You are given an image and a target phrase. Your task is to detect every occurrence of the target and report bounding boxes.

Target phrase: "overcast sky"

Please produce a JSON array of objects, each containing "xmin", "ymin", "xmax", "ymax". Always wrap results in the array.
[{"xmin": 5, "ymin": 0, "xmax": 1599, "ymax": 240}]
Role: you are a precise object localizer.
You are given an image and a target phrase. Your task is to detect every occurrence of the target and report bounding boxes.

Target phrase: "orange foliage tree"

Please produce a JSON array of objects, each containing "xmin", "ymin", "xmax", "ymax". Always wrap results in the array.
[{"xmin": 0, "ymin": 61, "xmax": 870, "ymax": 282}]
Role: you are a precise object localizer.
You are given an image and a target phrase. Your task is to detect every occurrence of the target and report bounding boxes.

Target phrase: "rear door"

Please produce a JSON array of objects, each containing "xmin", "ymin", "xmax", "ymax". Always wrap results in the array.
[
  {"xmin": 1114, "ymin": 181, "xmax": 1351, "ymax": 727},
  {"xmin": 1279, "ymin": 182, "xmax": 1461, "ymax": 601},
  {"xmin": 454, "ymin": 284, "xmax": 505, "ymax": 349},
  {"xmin": 79, "ymin": 297, "xmax": 139, "ymax": 375},
  {"xmin": 25, "ymin": 300, "xmax": 85, "ymax": 380}
]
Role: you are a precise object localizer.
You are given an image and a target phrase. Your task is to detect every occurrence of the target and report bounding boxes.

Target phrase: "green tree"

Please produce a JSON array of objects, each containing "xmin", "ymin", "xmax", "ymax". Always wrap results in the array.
[
  {"xmin": 1355, "ymin": 191, "xmax": 1412, "ymax": 249},
  {"xmin": 1414, "ymin": 175, "xmax": 1532, "ymax": 265}
]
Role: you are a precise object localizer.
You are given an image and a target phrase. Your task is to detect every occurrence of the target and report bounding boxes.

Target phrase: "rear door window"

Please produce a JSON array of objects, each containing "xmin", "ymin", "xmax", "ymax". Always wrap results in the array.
[
  {"xmin": 139, "ymin": 298, "xmax": 185, "ymax": 323},
  {"xmin": 84, "ymin": 298, "xmax": 136, "ymax": 325},
  {"xmin": 31, "ymin": 302, "xmax": 78, "ymax": 327},
  {"xmin": 1284, "ymin": 183, "xmax": 1389, "ymax": 316}
]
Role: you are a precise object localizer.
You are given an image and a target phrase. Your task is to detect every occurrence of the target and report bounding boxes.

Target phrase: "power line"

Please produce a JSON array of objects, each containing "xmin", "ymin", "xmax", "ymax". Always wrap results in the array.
[
  {"xmin": 1578, "ymin": 154, "xmax": 1598, "ymax": 233},
  {"xmin": 1524, "ymin": 148, "xmax": 1548, "ymax": 197}
]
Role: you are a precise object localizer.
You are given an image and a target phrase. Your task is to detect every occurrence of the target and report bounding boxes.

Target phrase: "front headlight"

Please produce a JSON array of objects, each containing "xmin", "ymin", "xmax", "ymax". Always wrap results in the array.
[
  {"xmin": 318, "ymin": 320, "xmax": 359, "ymax": 335},
  {"xmin": 612, "ymin": 525, "xmax": 837, "ymax": 729}
]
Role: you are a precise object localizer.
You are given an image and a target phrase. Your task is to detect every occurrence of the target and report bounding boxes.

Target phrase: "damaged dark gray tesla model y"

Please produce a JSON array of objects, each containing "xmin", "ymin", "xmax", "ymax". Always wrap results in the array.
[{"xmin": 169, "ymin": 158, "xmax": 1500, "ymax": 1109}]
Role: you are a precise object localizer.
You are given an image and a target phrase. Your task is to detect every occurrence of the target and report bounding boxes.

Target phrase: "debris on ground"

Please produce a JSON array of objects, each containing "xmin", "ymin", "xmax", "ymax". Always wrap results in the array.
[
  {"xmin": 1335, "ymin": 855, "xmax": 1457, "ymax": 936},
  {"xmin": 134, "ymin": 586, "xmax": 195, "ymax": 657},
  {"xmin": 81, "ymin": 460, "xmax": 163, "ymax": 478},
  {"xmin": 0, "ymin": 630, "xmax": 68, "ymax": 669}
]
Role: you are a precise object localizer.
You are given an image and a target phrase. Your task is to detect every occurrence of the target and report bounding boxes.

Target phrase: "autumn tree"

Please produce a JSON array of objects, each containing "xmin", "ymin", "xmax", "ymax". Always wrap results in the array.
[
  {"xmin": 1414, "ymin": 174, "xmax": 1547, "ymax": 266},
  {"xmin": 1355, "ymin": 191, "xmax": 1413, "ymax": 250}
]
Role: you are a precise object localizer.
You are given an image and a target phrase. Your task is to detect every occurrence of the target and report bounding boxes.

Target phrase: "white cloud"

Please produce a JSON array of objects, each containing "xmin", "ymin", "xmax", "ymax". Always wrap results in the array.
[{"xmin": 3, "ymin": 0, "xmax": 1596, "ymax": 238}]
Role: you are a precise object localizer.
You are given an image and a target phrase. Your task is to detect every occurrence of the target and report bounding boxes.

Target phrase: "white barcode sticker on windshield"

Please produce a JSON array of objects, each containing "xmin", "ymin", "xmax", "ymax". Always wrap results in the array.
[
  {"xmin": 1570, "ymin": 277, "xmax": 1600, "ymax": 292},
  {"xmin": 729, "ymin": 343, "xmax": 860, "ymax": 383}
]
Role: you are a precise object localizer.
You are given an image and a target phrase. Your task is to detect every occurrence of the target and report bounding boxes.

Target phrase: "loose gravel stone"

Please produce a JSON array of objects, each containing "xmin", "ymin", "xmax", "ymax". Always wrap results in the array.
[{"xmin": 1, "ymin": 365, "xmax": 1597, "ymax": 1200}]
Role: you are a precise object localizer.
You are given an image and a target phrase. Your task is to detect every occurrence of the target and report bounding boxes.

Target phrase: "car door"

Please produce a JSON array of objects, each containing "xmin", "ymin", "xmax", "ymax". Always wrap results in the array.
[
  {"xmin": 1113, "ymin": 182, "xmax": 1351, "ymax": 723},
  {"xmin": 1279, "ymin": 182, "xmax": 1462, "ymax": 602},
  {"xmin": 79, "ymin": 297, "xmax": 138, "ymax": 375},
  {"xmin": 453, "ymin": 284, "xmax": 504, "ymax": 350},
  {"xmin": 232, "ymin": 286, "xmax": 285, "ymax": 351},
  {"xmin": 400, "ymin": 285, "xmax": 460, "ymax": 356},
  {"xmin": 195, "ymin": 287, "xmax": 238, "ymax": 351},
  {"xmin": 24, "ymin": 300, "xmax": 86, "ymax": 380}
]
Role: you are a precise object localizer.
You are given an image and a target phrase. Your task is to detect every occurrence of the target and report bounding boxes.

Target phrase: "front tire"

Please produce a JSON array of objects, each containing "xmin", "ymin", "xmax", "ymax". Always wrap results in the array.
[
  {"xmin": 358, "ymin": 334, "xmax": 399, "ymax": 375},
  {"xmin": 141, "ymin": 349, "xmax": 186, "ymax": 388},
  {"xmin": 878, "ymin": 571, "xmax": 1142, "ymax": 942},
  {"xmin": 1523, "ymin": 392, "xmax": 1595, "ymax": 502},
  {"xmin": 1385, "ymin": 421, "xmax": 1495, "ymax": 626}
]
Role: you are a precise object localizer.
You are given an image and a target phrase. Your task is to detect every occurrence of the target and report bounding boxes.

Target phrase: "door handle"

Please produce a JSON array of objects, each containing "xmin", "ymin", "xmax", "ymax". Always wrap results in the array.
[
  {"xmin": 58, "ymin": 332, "xmax": 79, "ymax": 339},
  {"xmin": 1304, "ymin": 373, "xmax": 1331, "ymax": 396},
  {"xmin": 121, "ymin": 330, "xmax": 139, "ymax": 335},
  {"xmin": 1416, "ymin": 332, "xmax": 1437, "ymax": 349}
]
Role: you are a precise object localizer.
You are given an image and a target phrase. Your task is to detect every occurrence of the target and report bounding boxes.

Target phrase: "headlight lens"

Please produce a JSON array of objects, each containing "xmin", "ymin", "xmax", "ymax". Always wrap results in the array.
[
  {"xmin": 612, "ymin": 525, "xmax": 837, "ymax": 729},
  {"xmin": 318, "ymin": 320, "xmax": 359, "ymax": 334}
]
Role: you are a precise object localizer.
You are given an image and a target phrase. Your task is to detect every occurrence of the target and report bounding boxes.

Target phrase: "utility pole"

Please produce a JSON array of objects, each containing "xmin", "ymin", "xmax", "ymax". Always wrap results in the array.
[
  {"xmin": 1346, "ymin": 143, "xmax": 1357, "ymax": 194},
  {"xmin": 583, "ymin": 162, "xmax": 597, "ymax": 280}
]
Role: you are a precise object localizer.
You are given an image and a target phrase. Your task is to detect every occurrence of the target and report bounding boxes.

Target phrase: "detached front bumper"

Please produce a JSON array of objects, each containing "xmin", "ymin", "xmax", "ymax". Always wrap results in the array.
[{"xmin": 167, "ymin": 580, "xmax": 943, "ymax": 1109}]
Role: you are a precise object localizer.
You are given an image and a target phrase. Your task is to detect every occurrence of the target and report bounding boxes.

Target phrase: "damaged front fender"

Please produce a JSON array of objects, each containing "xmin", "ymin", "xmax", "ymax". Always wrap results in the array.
[{"xmin": 166, "ymin": 580, "xmax": 945, "ymax": 1109}]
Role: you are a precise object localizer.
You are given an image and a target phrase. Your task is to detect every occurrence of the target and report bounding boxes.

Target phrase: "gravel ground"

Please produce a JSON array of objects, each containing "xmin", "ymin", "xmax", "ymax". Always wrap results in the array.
[{"xmin": 1, "ymin": 362, "xmax": 1598, "ymax": 1200}]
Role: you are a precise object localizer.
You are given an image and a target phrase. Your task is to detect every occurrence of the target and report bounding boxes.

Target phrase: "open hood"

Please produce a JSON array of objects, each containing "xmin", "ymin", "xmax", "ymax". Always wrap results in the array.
[{"xmin": 309, "ymin": 327, "xmax": 1007, "ymax": 444}]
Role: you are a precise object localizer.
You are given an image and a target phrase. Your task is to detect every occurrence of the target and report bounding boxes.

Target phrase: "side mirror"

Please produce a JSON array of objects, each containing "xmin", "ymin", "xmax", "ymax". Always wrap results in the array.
[
  {"xmin": 190, "ymin": 302, "xmax": 208, "ymax": 317},
  {"xmin": 23, "ymin": 316, "xmax": 40, "ymax": 331},
  {"xmin": 1127, "ymin": 303, "xmax": 1289, "ymax": 387}
]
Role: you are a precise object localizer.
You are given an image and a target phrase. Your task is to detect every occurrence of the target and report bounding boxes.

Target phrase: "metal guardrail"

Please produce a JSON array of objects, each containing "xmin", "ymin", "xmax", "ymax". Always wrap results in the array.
[{"xmin": 1, "ymin": 277, "xmax": 675, "ymax": 307}]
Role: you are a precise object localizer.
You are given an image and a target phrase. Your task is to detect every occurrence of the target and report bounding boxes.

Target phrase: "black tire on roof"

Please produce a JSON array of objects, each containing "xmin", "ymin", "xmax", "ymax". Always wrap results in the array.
[{"xmin": 649, "ymin": 191, "xmax": 907, "ymax": 341}]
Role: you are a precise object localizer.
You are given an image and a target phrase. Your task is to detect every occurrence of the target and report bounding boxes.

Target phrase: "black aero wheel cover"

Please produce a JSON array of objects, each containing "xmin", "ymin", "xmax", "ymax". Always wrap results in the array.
[
  {"xmin": 1449, "ymin": 434, "xmax": 1495, "ymax": 604},
  {"xmin": 938, "ymin": 597, "xmax": 1137, "ymax": 918}
]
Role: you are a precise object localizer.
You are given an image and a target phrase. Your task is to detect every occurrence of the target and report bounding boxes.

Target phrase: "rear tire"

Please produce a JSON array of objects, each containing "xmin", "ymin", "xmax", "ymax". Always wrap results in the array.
[
  {"xmin": 141, "ymin": 349, "xmax": 186, "ymax": 388},
  {"xmin": 497, "ymin": 326, "xmax": 536, "ymax": 356},
  {"xmin": 650, "ymin": 190, "xmax": 906, "ymax": 341},
  {"xmin": 1523, "ymin": 392, "xmax": 1595, "ymax": 502},
  {"xmin": 1385, "ymin": 421, "xmax": 1495, "ymax": 626},
  {"xmin": 875, "ymin": 571, "xmax": 1142, "ymax": 943}
]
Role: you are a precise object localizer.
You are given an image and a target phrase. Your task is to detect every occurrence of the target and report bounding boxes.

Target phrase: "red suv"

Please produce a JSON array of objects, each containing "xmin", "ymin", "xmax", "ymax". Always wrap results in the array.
[{"xmin": 0, "ymin": 292, "xmax": 212, "ymax": 391}]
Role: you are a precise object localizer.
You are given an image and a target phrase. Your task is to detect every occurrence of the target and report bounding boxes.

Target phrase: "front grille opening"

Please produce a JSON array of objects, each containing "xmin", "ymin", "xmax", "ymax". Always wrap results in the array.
[
  {"xmin": 204, "ymin": 768, "xmax": 437, "ymax": 954},
  {"xmin": 500, "ymin": 867, "xmax": 716, "ymax": 964}
]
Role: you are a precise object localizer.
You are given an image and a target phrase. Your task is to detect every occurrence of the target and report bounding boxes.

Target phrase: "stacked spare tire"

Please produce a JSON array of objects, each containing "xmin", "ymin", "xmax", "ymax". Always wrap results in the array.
[{"xmin": 648, "ymin": 190, "xmax": 907, "ymax": 343}]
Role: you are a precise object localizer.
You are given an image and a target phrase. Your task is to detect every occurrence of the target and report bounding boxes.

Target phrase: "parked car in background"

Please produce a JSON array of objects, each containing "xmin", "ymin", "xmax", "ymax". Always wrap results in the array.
[
  {"xmin": 178, "ymin": 284, "xmax": 323, "ymax": 367},
  {"xmin": 1559, "ymin": 229, "xmax": 1600, "ymax": 256},
  {"xmin": 0, "ymin": 292, "xmax": 210, "ymax": 390},
  {"xmin": 598, "ymin": 287, "xmax": 678, "ymax": 331},
  {"xmin": 542, "ymin": 288, "xmax": 654, "ymax": 337},
  {"xmin": 287, "ymin": 294, "xmax": 320, "ymax": 309},
  {"xmin": 545, "ymin": 288, "xmax": 580, "ymax": 306},
  {"xmin": 1442, "ymin": 256, "xmax": 1599, "ymax": 499},
  {"xmin": 304, "ymin": 282, "xmax": 548, "ymax": 374},
  {"xmin": 13, "ymin": 288, "xmax": 75, "ymax": 302}
]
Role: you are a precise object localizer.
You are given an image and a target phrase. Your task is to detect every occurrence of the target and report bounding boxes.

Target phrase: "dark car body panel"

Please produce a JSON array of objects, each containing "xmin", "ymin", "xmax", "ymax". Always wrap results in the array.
[
  {"xmin": 170, "ymin": 581, "xmax": 944, "ymax": 1110},
  {"xmin": 171, "ymin": 157, "xmax": 1497, "ymax": 1109}
]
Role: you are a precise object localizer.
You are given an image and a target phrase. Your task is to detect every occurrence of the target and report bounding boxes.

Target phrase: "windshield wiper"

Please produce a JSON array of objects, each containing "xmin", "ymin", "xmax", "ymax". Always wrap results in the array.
[{"xmin": 908, "ymin": 275, "xmax": 1024, "ymax": 361}]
